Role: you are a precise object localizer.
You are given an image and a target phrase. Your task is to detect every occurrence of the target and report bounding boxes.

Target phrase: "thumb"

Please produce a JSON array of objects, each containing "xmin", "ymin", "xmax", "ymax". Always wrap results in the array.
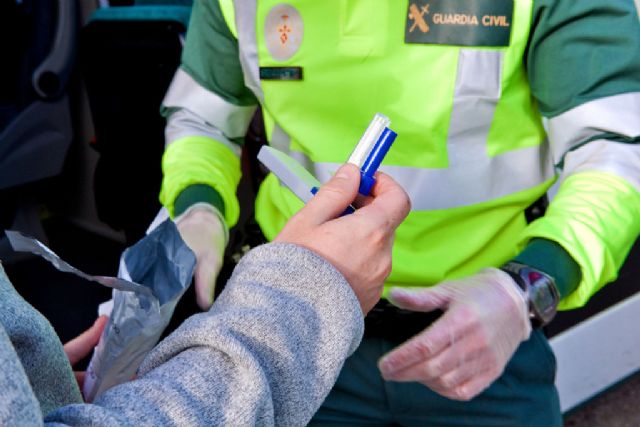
[
  {"xmin": 388, "ymin": 287, "xmax": 450, "ymax": 313},
  {"xmin": 64, "ymin": 315, "xmax": 109, "ymax": 366},
  {"xmin": 303, "ymin": 164, "xmax": 360, "ymax": 224}
]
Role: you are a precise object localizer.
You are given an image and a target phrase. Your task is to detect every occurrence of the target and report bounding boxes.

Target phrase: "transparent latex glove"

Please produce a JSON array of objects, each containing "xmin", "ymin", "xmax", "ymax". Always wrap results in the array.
[
  {"xmin": 275, "ymin": 164, "xmax": 411, "ymax": 314},
  {"xmin": 175, "ymin": 203, "xmax": 228, "ymax": 310},
  {"xmin": 378, "ymin": 268, "xmax": 531, "ymax": 401}
]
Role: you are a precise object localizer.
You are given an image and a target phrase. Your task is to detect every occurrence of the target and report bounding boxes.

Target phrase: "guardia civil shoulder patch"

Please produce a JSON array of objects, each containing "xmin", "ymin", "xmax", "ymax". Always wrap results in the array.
[
  {"xmin": 265, "ymin": 4, "xmax": 304, "ymax": 61},
  {"xmin": 405, "ymin": 0, "xmax": 513, "ymax": 47}
]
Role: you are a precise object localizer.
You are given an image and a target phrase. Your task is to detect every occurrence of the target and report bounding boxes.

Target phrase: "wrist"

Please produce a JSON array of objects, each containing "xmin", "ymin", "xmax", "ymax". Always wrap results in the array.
[
  {"xmin": 175, "ymin": 202, "xmax": 229, "ymax": 246},
  {"xmin": 500, "ymin": 261, "xmax": 560, "ymax": 328}
]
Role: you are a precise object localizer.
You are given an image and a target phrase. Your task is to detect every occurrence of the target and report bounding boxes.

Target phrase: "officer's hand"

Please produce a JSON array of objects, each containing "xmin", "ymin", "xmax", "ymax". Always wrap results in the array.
[
  {"xmin": 175, "ymin": 204, "xmax": 227, "ymax": 310},
  {"xmin": 378, "ymin": 268, "xmax": 531, "ymax": 400},
  {"xmin": 275, "ymin": 164, "xmax": 411, "ymax": 314}
]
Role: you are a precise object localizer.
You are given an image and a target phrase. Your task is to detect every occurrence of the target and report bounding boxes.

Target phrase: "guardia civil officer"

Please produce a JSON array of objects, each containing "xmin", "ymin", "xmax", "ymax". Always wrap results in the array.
[{"xmin": 159, "ymin": 0, "xmax": 640, "ymax": 424}]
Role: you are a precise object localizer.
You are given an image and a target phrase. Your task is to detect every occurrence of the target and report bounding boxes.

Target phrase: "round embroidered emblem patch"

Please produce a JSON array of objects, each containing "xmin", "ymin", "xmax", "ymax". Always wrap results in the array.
[{"xmin": 264, "ymin": 4, "xmax": 303, "ymax": 61}]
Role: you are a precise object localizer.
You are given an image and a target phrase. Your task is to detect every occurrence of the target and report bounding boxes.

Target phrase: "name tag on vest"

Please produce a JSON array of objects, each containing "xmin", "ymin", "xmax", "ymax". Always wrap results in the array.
[
  {"xmin": 259, "ymin": 67, "xmax": 303, "ymax": 81},
  {"xmin": 405, "ymin": 0, "xmax": 513, "ymax": 47}
]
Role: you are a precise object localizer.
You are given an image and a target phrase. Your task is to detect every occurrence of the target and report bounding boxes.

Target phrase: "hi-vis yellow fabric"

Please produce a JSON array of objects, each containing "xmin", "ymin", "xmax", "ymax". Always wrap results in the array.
[{"xmin": 160, "ymin": 136, "xmax": 242, "ymax": 226}]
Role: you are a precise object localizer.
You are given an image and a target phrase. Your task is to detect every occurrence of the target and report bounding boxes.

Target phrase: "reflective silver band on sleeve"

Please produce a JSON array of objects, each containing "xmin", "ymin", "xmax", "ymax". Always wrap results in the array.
[
  {"xmin": 545, "ymin": 92, "xmax": 640, "ymax": 165},
  {"xmin": 162, "ymin": 68, "xmax": 257, "ymax": 139},
  {"xmin": 165, "ymin": 109, "xmax": 242, "ymax": 157},
  {"xmin": 560, "ymin": 139, "xmax": 640, "ymax": 193}
]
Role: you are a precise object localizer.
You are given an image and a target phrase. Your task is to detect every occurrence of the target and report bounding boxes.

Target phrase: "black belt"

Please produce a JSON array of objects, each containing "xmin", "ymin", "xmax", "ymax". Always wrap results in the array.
[{"xmin": 364, "ymin": 299, "xmax": 443, "ymax": 343}]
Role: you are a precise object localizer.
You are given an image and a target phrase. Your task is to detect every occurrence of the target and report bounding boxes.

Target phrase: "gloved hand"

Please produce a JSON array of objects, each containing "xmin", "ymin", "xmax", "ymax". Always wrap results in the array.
[
  {"xmin": 275, "ymin": 164, "xmax": 411, "ymax": 314},
  {"xmin": 378, "ymin": 268, "xmax": 531, "ymax": 401},
  {"xmin": 175, "ymin": 203, "xmax": 228, "ymax": 310}
]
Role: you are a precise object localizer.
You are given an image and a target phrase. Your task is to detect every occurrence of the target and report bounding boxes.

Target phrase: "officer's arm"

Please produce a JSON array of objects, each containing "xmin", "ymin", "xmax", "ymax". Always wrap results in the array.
[
  {"xmin": 160, "ymin": 0, "xmax": 258, "ymax": 226},
  {"xmin": 514, "ymin": 0, "xmax": 640, "ymax": 309}
]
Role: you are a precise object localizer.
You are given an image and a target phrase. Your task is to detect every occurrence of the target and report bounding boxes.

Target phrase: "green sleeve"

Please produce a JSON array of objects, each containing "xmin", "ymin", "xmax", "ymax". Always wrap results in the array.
[
  {"xmin": 513, "ymin": 238, "xmax": 582, "ymax": 300},
  {"xmin": 181, "ymin": 0, "xmax": 256, "ymax": 107},
  {"xmin": 527, "ymin": 0, "xmax": 640, "ymax": 117},
  {"xmin": 174, "ymin": 184, "xmax": 226, "ymax": 217}
]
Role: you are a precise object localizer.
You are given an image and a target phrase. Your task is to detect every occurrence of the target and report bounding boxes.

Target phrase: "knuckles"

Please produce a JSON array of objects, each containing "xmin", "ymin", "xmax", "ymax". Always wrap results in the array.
[
  {"xmin": 437, "ymin": 375, "xmax": 458, "ymax": 391},
  {"xmin": 318, "ymin": 182, "xmax": 354, "ymax": 201},
  {"xmin": 424, "ymin": 358, "xmax": 444, "ymax": 378},
  {"xmin": 413, "ymin": 337, "xmax": 436, "ymax": 360},
  {"xmin": 451, "ymin": 386, "xmax": 475, "ymax": 401}
]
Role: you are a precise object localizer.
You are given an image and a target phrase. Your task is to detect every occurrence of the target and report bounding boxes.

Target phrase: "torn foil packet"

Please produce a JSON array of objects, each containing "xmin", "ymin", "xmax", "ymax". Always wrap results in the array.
[{"xmin": 6, "ymin": 219, "xmax": 196, "ymax": 402}]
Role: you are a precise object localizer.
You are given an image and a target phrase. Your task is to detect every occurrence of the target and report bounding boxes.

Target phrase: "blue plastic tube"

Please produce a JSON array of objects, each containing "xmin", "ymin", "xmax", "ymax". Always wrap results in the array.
[{"xmin": 358, "ymin": 127, "xmax": 398, "ymax": 195}]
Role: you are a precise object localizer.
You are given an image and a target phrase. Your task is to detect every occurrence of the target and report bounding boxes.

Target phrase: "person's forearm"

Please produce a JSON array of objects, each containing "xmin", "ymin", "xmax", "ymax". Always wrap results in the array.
[{"xmin": 45, "ymin": 243, "xmax": 364, "ymax": 426}]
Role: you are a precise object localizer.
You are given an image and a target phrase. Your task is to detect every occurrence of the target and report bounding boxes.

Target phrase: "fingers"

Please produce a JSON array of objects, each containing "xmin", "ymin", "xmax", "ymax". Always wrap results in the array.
[
  {"xmin": 176, "ymin": 208, "xmax": 226, "ymax": 310},
  {"xmin": 379, "ymin": 302, "xmax": 474, "ymax": 379},
  {"xmin": 433, "ymin": 353, "xmax": 498, "ymax": 400},
  {"xmin": 379, "ymin": 331, "xmax": 493, "ymax": 397},
  {"xmin": 357, "ymin": 172, "xmax": 411, "ymax": 230},
  {"xmin": 380, "ymin": 341, "xmax": 482, "ymax": 400},
  {"xmin": 194, "ymin": 261, "xmax": 219, "ymax": 310},
  {"xmin": 444, "ymin": 371, "xmax": 498, "ymax": 401},
  {"xmin": 379, "ymin": 318, "xmax": 455, "ymax": 378},
  {"xmin": 193, "ymin": 250, "xmax": 223, "ymax": 310},
  {"xmin": 387, "ymin": 287, "xmax": 449, "ymax": 312},
  {"xmin": 64, "ymin": 315, "xmax": 109, "ymax": 366},
  {"xmin": 74, "ymin": 371, "xmax": 86, "ymax": 391},
  {"xmin": 427, "ymin": 363, "xmax": 499, "ymax": 401},
  {"xmin": 301, "ymin": 164, "xmax": 361, "ymax": 225}
]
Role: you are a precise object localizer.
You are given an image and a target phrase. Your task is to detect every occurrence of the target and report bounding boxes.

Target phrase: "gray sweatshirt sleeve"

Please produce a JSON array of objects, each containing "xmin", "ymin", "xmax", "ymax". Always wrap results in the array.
[
  {"xmin": 0, "ymin": 264, "xmax": 83, "ymax": 417},
  {"xmin": 45, "ymin": 242, "xmax": 364, "ymax": 426}
]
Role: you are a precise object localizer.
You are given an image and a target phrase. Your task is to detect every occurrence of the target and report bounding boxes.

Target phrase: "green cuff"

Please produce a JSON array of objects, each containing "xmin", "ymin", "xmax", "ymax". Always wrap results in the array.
[
  {"xmin": 513, "ymin": 238, "xmax": 582, "ymax": 300},
  {"xmin": 174, "ymin": 184, "xmax": 226, "ymax": 217}
]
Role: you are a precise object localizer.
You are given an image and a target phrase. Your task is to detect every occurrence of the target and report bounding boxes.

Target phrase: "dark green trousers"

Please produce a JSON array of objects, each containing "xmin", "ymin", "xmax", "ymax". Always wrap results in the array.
[{"xmin": 310, "ymin": 330, "xmax": 561, "ymax": 427}]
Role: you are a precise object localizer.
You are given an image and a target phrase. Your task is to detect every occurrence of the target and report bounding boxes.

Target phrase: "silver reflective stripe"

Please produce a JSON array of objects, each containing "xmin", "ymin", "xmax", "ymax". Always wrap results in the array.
[
  {"xmin": 162, "ymin": 68, "xmax": 256, "ymax": 139},
  {"xmin": 545, "ymin": 92, "xmax": 640, "ymax": 164},
  {"xmin": 270, "ymin": 122, "xmax": 318, "ymax": 173},
  {"xmin": 287, "ymin": 142, "xmax": 555, "ymax": 210},
  {"xmin": 270, "ymin": 123, "xmax": 292, "ymax": 153},
  {"xmin": 277, "ymin": 152, "xmax": 554, "ymax": 212},
  {"xmin": 447, "ymin": 49, "xmax": 503, "ymax": 164},
  {"xmin": 233, "ymin": 0, "xmax": 264, "ymax": 102},
  {"xmin": 313, "ymin": 145, "xmax": 554, "ymax": 210},
  {"xmin": 165, "ymin": 109, "xmax": 241, "ymax": 157},
  {"xmin": 560, "ymin": 139, "xmax": 640, "ymax": 193}
]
